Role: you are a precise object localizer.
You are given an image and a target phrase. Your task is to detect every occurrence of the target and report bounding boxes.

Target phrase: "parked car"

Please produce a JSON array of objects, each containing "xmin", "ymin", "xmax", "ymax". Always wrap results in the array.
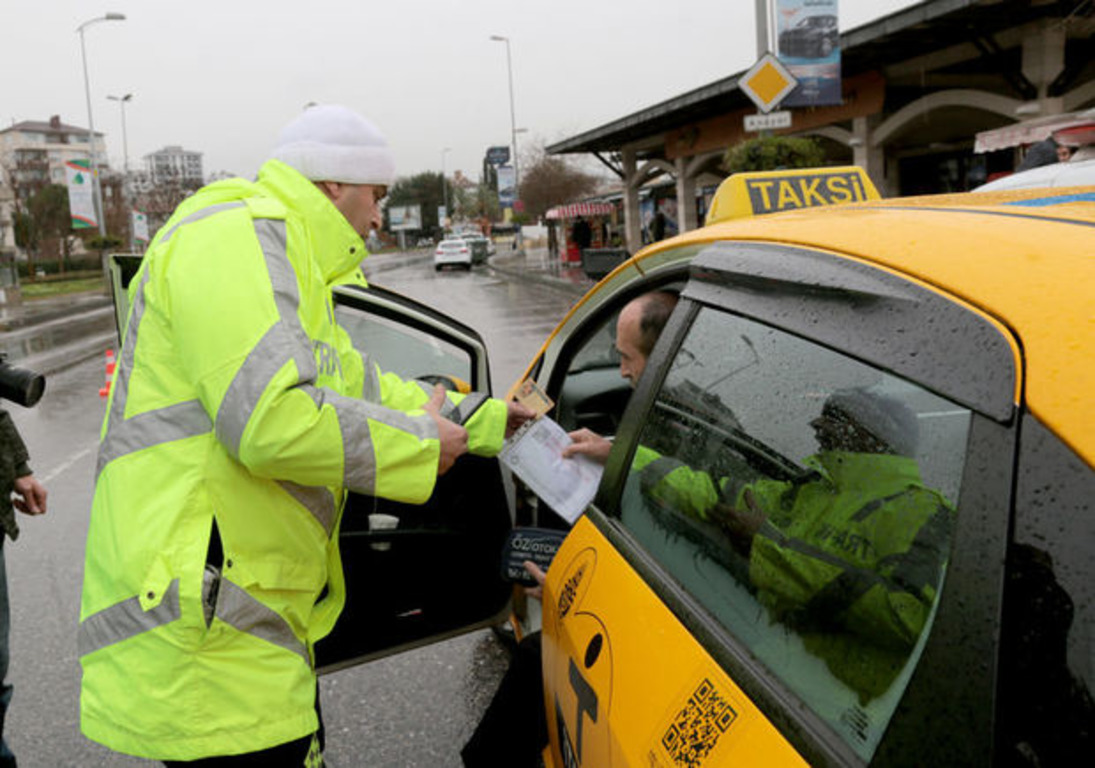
[
  {"xmin": 779, "ymin": 14, "xmax": 839, "ymax": 58},
  {"xmin": 433, "ymin": 238, "xmax": 473, "ymax": 271}
]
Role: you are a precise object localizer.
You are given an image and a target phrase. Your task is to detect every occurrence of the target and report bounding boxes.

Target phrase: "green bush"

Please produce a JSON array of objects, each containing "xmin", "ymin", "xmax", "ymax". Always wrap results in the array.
[{"xmin": 723, "ymin": 136, "xmax": 827, "ymax": 174}]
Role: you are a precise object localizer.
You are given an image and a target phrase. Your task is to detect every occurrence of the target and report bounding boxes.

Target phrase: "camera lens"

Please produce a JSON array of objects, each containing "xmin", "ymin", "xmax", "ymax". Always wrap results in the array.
[{"xmin": 0, "ymin": 361, "xmax": 46, "ymax": 408}]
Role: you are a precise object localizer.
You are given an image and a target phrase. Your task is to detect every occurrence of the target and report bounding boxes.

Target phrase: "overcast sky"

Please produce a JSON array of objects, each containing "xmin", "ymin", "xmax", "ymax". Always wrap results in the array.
[{"xmin": 3, "ymin": 0, "xmax": 919, "ymax": 183}]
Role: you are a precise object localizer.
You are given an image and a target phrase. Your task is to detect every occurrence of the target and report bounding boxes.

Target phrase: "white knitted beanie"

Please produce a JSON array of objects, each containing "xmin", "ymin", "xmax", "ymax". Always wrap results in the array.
[{"xmin": 272, "ymin": 104, "xmax": 395, "ymax": 185}]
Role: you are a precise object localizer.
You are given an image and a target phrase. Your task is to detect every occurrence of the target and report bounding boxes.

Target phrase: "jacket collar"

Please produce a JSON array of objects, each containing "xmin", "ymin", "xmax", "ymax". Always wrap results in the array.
[
  {"xmin": 257, "ymin": 160, "xmax": 367, "ymax": 285},
  {"xmin": 808, "ymin": 450, "xmax": 924, "ymax": 492}
]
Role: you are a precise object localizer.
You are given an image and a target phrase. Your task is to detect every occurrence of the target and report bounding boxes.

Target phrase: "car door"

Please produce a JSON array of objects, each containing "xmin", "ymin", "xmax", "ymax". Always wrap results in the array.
[
  {"xmin": 314, "ymin": 282, "xmax": 514, "ymax": 671},
  {"xmin": 535, "ymin": 239, "xmax": 1020, "ymax": 766},
  {"xmin": 106, "ymin": 254, "xmax": 514, "ymax": 672}
]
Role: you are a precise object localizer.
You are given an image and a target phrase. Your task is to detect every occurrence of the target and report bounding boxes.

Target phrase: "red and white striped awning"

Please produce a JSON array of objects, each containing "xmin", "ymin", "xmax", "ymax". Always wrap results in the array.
[
  {"xmin": 545, "ymin": 202, "xmax": 615, "ymax": 220},
  {"xmin": 974, "ymin": 109, "xmax": 1095, "ymax": 153}
]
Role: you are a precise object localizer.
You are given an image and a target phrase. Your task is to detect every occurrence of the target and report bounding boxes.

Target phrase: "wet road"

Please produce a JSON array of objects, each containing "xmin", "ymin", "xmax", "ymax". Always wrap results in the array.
[{"xmin": 4, "ymin": 257, "xmax": 581, "ymax": 767}]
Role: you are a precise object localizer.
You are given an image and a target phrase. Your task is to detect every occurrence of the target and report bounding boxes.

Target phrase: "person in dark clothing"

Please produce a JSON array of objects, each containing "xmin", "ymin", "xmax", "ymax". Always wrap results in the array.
[
  {"xmin": 570, "ymin": 216, "xmax": 592, "ymax": 251},
  {"xmin": 1016, "ymin": 138, "xmax": 1061, "ymax": 172},
  {"xmin": 462, "ymin": 563, "xmax": 548, "ymax": 768},
  {"xmin": 0, "ymin": 407, "xmax": 48, "ymax": 768},
  {"xmin": 651, "ymin": 209, "xmax": 667, "ymax": 241}
]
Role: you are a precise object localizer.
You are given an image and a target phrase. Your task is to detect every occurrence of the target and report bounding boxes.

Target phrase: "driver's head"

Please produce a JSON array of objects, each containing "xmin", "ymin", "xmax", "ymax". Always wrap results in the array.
[{"xmin": 616, "ymin": 290, "xmax": 678, "ymax": 387}]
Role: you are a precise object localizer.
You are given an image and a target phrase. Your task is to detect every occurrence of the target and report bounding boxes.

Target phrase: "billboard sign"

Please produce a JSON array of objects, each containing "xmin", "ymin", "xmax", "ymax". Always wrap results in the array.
[
  {"xmin": 388, "ymin": 204, "xmax": 423, "ymax": 231},
  {"xmin": 497, "ymin": 165, "xmax": 516, "ymax": 208},
  {"xmin": 486, "ymin": 146, "xmax": 511, "ymax": 166},
  {"xmin": 777, "ymin": 0, "xmax": 842, "ymax": 108},
  {"xmin": 65, "ymin": 159, "xmax": 97, "ymax": 229},
  {"xmin": 131, "ymin": 210, "xmax": 150, "ymax": 245}
]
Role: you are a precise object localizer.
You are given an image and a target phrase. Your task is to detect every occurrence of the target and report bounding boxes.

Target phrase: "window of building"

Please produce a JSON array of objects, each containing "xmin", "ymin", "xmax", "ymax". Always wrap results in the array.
[{"xmin": 619, "ymin": 306, "xmax": 968, "ymax": 760}]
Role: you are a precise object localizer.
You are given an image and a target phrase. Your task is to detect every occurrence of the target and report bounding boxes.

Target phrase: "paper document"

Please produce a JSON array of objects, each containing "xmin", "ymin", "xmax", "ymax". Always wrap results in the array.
[{"xmin": 500, "ymin": 416, "xmax": 604, "ymax": 524}]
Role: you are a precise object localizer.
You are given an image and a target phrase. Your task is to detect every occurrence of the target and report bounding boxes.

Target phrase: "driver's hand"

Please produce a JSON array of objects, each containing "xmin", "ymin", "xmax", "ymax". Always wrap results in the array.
[
  {"xmin": 562, "ymin": 428, "xmax": 612, "ymax": 464},
  {"xmin": 424, "ymin": 384, "xmax": 468, "ymax": 475},
  {"xmin": 522, "ymin": 560, "xmax": 546, "ymax": 601}
]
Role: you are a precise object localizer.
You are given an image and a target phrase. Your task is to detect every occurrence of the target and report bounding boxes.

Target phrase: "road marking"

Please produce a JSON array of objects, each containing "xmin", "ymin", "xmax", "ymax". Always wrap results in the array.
[{"xmin": 41, "ymin": 446, "xmax": 95, "ymax": 484}]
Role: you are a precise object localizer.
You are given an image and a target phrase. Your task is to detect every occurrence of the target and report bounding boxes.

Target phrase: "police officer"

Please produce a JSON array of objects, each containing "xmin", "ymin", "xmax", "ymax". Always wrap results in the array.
[
  {"xmin": 719, "ymin": 389, "xmax": 953, "ymax": 703},
  {"xmin": 78, "ymin": 104, "xmax": 532, "ymax": 766},
  {"xmin": 1, "ymin": 407, "xmax": 47, "ymax": 767}
]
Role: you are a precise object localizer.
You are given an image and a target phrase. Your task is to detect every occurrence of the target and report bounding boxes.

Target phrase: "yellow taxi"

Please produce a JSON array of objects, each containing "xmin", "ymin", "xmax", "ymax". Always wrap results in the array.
[
  {"xmin": 490, "ymin": 170, "xmax": 1093, "ymax": 766},
  {"xmin": 109, "ymin": 168, "xmax": 1092, "ymax": 766}
]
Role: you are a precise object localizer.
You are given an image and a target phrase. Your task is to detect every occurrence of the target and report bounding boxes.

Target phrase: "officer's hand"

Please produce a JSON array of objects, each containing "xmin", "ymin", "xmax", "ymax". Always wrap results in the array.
[
  {"xmin": 505, "ymin": 400, "xmax": 536, "ymax": 439},
  {"xmin": 13, "ymin": 474, "xmax": 47, "ymax": 516},
  {"xmin": 424, "ymin": 384, "xmax": 468, "ymax": 475},
  {"xmin": 522, "ymin": 560, "xmax": 546, "ymax": 601},
  {"xmin": 561, "ymin": 428, "xmax": 612, "ymax": 464}
]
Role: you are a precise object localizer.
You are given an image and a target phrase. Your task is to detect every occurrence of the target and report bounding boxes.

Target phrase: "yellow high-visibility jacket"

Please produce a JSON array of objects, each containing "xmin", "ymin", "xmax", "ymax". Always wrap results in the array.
[{"xmin": 78, "ymin": 160, "xmax": 506, "ymax": 760}]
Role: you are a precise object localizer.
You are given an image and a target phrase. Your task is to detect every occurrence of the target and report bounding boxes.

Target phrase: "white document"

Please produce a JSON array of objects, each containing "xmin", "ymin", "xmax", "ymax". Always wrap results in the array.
[{"xmin": 499, "ymin": 416, "xmax": 604, "ymax": 524}]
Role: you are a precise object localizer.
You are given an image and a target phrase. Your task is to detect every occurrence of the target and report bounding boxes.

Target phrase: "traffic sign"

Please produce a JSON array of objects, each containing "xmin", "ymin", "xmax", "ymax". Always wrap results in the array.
[
  {"xmin": 738, "ymin": 54, "xmax": 798, "ymax": 114},
  {"xmin": 744, "ymin": 110, "xmax": 792, "ymax": 132}
]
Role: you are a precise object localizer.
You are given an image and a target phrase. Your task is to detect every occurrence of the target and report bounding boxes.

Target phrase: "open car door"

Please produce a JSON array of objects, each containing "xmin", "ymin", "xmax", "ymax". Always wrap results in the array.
[
  {"xmin": 316, "ymin": 282, "xmax": 513, "ymax": 672},
  {"xmin": 107, "ymin": 254, "xmax": 514, "ymax": 673}
]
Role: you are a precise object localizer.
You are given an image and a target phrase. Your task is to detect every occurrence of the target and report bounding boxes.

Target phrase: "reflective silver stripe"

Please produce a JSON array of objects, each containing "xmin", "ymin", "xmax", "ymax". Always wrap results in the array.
[
  {"xmin": 97, "ymin": 267, "xmax": 214, "ymax": 478},
  {"xmin": 78, "ymin": 578, "xmax": 182, "ymax": 657},
  {"xmin": 278, "ymin": 481, "xmax": 337, "ymax": 536},
  {"xmin": 216, "ymin": 321, "xmax": 307, "ymax": 458},
  {"xmin": 361, "ymin": 353, "xmax": 381, "ymax": 402},
  {"xmin": 215, "ymin": 578, "xmax": 310, "ymax": 667},
  {"xmin": 97, "ymin": 400, "xmax": 212, "ymax": 475},
  {"xmin": 639, "ymin": 456, "xmax": 685, "ymax": 492},
  {"xmin": 327, "ymin": 390, "xmax": 436, "ymax": 493},
  {"xmin": 451, "ymin": 392, "xmax": 488, "ymax": 425},
  {"xmin": 159, "ymin": 202, "xmax": 247, "ymax": 244}
]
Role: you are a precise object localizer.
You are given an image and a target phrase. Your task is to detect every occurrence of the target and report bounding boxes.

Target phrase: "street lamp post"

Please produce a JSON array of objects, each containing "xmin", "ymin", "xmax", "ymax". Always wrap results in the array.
[
  {"xmin": 489, "ymin": 34, "xmax": 521, "ymax": 248},
  {"xmin": 441, "ymin": 147, "xmax": 451, "ymax": 231},
  {"xmin": 108, "ymin": 93, "xmax": 133, "ymax": 250},
  {"xmin": 78, "ymin": 12, "xmax": 126, "ymax": 237},
  {"xmin": 107, "ymin": 93, "xmax": 133, "ymax": 174}
]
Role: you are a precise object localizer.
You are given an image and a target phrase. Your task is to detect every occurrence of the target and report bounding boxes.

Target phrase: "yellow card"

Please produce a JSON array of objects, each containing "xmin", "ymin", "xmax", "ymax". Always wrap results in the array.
[{"xmin": 513, "ymin": 378, "xmax": 554, "ymax": 418}]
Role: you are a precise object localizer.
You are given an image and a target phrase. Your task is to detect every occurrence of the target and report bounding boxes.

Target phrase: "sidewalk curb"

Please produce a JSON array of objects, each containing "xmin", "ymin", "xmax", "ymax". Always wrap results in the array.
[{"xmin": 10, "ymin": 250, "xmax": 590, "ymax": 379}]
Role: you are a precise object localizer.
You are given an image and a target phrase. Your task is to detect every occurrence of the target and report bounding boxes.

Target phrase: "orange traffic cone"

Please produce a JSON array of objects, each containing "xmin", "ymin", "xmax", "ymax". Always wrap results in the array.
[{"xmin": 99, "ymin": 349, "xmax": 116, "ymax": 397}]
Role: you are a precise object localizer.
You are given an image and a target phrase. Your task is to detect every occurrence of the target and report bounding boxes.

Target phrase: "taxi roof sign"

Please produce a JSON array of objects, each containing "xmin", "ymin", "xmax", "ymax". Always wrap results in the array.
[
  {"xmin": 739, "ymin": 54, "xmax": 798, "ymax": 114},
  {"xmin": 705, "ymin": 166, "xmax": 880, "ymax": 226}
]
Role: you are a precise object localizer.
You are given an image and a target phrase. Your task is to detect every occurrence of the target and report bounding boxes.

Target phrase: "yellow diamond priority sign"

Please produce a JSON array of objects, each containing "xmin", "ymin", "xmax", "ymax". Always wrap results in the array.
[{"xmin": 739, "ymin": 53, "xmax": 798, "ymax": 114}]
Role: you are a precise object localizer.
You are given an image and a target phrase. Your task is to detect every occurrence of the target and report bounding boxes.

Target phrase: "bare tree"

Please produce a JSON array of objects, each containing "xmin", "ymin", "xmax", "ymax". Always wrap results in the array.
[{"xmin": 518, "ymin": 145, "xmax": 600, "ymax": 222}]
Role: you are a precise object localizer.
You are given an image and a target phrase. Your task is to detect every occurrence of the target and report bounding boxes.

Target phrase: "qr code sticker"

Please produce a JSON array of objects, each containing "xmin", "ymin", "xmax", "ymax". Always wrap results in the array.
[{"xmin": 660, "ymin": 679, "xmax": 736, "ymax": 766}]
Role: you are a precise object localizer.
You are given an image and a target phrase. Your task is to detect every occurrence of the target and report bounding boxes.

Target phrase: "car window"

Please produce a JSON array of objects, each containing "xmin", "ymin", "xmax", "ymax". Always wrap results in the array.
[
  {"xmin": 334, "ymin": 303, "xmax": 473, "ymax": 384},
  {"xmin": 617, "ymin": 306, "xmax": 970, "ymax": 760}
]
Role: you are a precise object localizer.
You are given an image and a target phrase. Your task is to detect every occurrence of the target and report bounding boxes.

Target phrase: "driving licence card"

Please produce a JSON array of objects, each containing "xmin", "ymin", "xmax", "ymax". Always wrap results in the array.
[
  {"xmin": 499, "ymin": 527, "xmax": 567, "ymax": 586},
  {"xmin": 513, "ymin": 378, "xmax": 554, "ymax": 418}
]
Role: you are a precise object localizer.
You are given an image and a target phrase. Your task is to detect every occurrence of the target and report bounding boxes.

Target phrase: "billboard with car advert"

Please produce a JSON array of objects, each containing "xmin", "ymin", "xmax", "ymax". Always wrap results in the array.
[
  {"xmin": 497, "ymin": 165, "xmax": 516, "ymax": 208},
  {"xmin": 777, "ymin": 0, "xmax": 841, "ymax": 108},
  {"xmin": 388, "ymin": 204, "xmax": 422, "ymax": 231}
]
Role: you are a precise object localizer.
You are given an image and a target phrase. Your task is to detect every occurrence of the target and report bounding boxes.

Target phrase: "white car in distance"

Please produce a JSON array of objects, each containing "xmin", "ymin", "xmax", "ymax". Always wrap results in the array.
[{"xmin": 433, "ymin": 239, "xmax": 473, "ymax": 271}]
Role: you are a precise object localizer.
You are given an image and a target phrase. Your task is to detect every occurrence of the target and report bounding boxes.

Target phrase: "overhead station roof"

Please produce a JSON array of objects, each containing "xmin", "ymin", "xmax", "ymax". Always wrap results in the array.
[{"xmin": 546, "ymin": 0, "xmax": 1068, "ymax": 156}]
